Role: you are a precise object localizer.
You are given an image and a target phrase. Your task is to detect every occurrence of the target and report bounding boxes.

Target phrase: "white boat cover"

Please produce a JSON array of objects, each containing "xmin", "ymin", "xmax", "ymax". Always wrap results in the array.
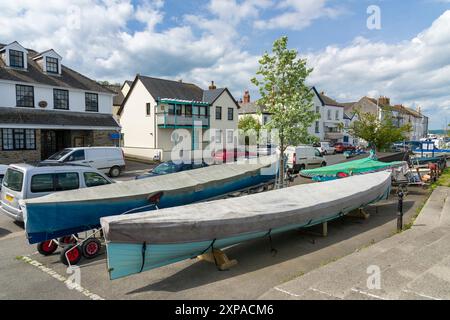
[
  {"xmin": 101, "ymin": 171, "xmax": 392, "ymax": 244},
  {"xmin": 24, "ymin": 157, "xmax": 277, "ymax": 204}
]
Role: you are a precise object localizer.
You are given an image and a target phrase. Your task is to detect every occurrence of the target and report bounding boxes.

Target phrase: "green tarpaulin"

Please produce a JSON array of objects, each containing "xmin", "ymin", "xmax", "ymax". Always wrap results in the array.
[{"xmin": 301, "ymin": 157, "xmax": 404, "ymax": 179}]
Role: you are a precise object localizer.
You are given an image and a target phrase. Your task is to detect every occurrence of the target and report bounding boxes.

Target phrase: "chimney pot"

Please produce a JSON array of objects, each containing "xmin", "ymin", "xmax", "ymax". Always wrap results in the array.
[
  {"xmin": 209, "ymin": 81, "xmax": 216, "ymax": 90},
  {"xmin": 243, "ymin": 90, "xmax": 250, "ymax": 104}
]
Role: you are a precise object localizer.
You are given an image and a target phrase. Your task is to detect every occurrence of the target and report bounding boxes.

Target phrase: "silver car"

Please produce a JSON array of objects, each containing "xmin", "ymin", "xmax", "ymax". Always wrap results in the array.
[
  {"xmin": 0, "ymin": 165, "xmax": 7, "ymax": 190},
  {"xmin": 0, "ymin": 163, "xmax": 114, "ymax": 222}
]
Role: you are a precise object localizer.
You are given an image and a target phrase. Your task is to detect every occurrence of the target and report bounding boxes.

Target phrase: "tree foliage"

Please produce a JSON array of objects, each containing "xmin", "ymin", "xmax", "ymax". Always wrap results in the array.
[
  {"xmin": 251, "ymin": 36, "xmax": 318, "ymax": 152},
  {"xmin": 349, "ymin": 109, "xmax": 412, "ymax": 151},
  {"xmin": 238, "ymin": 115, "xmax": 261, "ymax": 134}
]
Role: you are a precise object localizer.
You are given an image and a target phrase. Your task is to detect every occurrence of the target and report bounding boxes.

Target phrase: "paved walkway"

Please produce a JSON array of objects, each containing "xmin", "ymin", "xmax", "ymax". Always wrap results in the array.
[{"xmin": 260, "ymin": 186, "xmax": 450, "ymax": 300}]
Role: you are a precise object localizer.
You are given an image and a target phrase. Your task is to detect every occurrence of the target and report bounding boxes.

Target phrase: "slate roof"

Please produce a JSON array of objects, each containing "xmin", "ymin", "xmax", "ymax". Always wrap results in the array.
[
  {"xmin": 0, "ymin": 43, "xmax": 114, "ymax": 94},
  {"xmin": 318, "ymin": 92, "xmax": 344, "ymax": 107},
  {"xmin": 0, "ymin": 107, "xmax": 120, "ymax": 129},
  {"xmin": 138, "ymin": 75, "xmax": 203, "ymax": 101},
  {"xmin": 238, "ymin": 102, "xmax": 270, "ymax": 115},
  {"xmin": 202, "ymin": 88, "xmax": 226, "ymax": 104},
  {"xmin": 119, "ymin": 75, "xmax": 239, "ymax": 115}
]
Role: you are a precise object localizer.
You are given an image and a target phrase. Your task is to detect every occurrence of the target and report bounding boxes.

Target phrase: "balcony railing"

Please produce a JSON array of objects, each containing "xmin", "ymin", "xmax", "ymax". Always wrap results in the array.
[{"xmin": 156, "ymin": 112, "xmax": 209, "ymax": 128}]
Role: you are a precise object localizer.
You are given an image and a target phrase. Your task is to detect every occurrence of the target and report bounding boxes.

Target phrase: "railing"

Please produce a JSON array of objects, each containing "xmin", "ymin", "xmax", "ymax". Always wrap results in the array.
[{"xmin": 156, "ymin": 112, "xmax": 209, "ymax": 127}]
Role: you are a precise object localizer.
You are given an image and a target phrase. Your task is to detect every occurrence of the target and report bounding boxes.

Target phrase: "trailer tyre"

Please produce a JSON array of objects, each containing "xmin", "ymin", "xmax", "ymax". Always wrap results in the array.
[
  {"xmin": 58, "ymin": 235, "xmax": 77, "ymax": 244},
  {"xmin": 60, "ymin": 245, "xmax": 82, "ymax": 266},
  {"xmin": 82, "ymin": 238, "xmax": 101, "ymax": 259},
  {"xmin": 37, "ymin": 240, "xmax": 58, "ymax": 256}
]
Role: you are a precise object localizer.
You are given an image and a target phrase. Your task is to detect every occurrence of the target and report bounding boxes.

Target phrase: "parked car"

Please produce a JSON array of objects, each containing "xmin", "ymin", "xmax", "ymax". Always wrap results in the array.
[
  {"xmin": 0, "ymin": 165, "xmax": 7, "ymax": 190},
  {"xmin": 135, "ymin": 161, "xmax": 208, "ymax": 180},
  {"xmin": 257, "ymin": 144, "xmax": 278, "ymax": 156},
  {"xmin": 285, "ymin": 145, "xmax": 327, "ymax": 173},
  {"xmin": 333, "ymin": 142, "xmax": 356, "ymax": 153},
  {"xmin": 43, "ymin": 147, "xmax": 126, "ymax": 177},
  {"xmin": 314, "ymin": 142, "xmax": 336, "ymax": 155},
  {"xmin": 0, "ymin": 163, "xmax": 114, "ymax": 222},
  {"xmin": 212, "ymin": 148, "xmax": 257, "ymax": 163}
]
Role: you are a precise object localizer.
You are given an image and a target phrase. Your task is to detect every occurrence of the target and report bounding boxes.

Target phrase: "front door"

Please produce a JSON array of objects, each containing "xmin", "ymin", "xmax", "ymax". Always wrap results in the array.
[{"xmin": 41, "ymin": 130, "xmax": 71, "ymax": 159}]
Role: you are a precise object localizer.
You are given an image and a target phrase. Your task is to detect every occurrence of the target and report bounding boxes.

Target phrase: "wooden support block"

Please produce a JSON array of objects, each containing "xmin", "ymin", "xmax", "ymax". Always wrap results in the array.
[
  {"xmin": 347, "ymin": 208, "xmax": 370, "ymax": 220},
  {"xmin": 198, "ymin": 249, "xmax": 238, "ymax": 271},
  {"xmin": 300, "ymin": 221, "xmax": 328, "ymax": 238}
]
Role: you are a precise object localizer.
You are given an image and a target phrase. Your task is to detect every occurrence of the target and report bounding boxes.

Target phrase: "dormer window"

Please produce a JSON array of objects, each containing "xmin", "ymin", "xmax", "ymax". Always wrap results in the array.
[
  {"xmin": 9, "ymin": 50, "xmax": 24, "ymax": 68},
  {"xmin": 46, "ymin": 57, "xmax": 59, "ymax": 74}
]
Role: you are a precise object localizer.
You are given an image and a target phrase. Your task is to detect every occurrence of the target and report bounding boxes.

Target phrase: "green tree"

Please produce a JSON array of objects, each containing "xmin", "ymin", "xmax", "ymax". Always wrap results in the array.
[
  {"xmin": 349, "ymin": 109, "xmax": 412, "ymax": 151},
  {"xmin": 238, "ymin": 115, "xmax": 261, "ymax": 134},
  {"xmin": 251, "ymin": 36, "xmax": 318, "ymax": 187}
]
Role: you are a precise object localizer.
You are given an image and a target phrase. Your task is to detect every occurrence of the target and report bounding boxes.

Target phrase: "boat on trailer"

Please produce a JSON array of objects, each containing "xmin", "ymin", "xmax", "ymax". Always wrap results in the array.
[
  {"xmin": 22, "ymin": 157, "xmax": 277, "ymax": 245},
  {"xmin": 101, "ymin": 171, "xmax": 392, "ymax": 280}
]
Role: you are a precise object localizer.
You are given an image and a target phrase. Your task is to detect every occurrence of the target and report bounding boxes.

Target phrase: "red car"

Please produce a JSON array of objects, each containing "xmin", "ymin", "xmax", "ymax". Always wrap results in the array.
[
  {"xmin": 333, "ymin": 142, "xmax": 356, "ymax": 153},
  {"xmin": 212, "ymin": 148, "xmax": 257, "ymax": 163}
]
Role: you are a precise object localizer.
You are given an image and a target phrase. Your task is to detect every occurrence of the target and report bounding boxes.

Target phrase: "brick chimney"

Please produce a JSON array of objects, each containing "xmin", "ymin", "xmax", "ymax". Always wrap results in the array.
[
  {"xmin": 243, "ymin": 90, "xmax": 250, "ymax": 104},
  {"xmin": 378, "ymin": 96, "xmax": 391, "ymax": 106},
  {"xmin": 209, "ymin": 81, "xmax": 216, "ymax": 90}
]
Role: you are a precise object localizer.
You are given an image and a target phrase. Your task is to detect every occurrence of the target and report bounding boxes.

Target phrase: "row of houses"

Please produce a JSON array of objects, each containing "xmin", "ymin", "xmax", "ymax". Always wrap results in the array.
[
  {"xmin": 0, "ymin": 40, "xmax": 429, "ymax": 164},
  {"xmin": 238, "ymin": 91, "xmax": 429, "ymax": 147}
]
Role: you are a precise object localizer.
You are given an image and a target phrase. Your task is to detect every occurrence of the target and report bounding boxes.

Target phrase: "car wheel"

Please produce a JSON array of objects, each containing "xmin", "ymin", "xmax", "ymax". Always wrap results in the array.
[
  {"xmin": 321, "ymin": 162, "xmax": 327, "ymax": 167},
  {"xmin": 109, "ymin": 166, "xmax": 121, "ymax": 178}
]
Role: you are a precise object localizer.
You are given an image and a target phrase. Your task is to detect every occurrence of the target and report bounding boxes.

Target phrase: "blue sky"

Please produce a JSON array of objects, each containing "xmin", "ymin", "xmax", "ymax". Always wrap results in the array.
[{"xmin": 0, "ymin": 0, "xmax": 449, "ymax": 129}]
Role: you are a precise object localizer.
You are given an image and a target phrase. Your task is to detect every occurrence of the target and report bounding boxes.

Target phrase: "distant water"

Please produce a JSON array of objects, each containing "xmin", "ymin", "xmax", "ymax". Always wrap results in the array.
[{"xmin": 429, "ymin": 130, "xmax": 447, "ymax": 135}]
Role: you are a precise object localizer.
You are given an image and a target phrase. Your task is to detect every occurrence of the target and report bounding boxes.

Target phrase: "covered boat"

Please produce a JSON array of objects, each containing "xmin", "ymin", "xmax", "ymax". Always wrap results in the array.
[
  {"xmin": 300, "ymin": 157, "xmax": 404, "ymax": 181},
  {"xmin": 101, "ymin": 171, "xmax": 392, "ymax": 280},
  {"xmin": 22, "ymin": 157, "xmax": 277, "ymax": 244}
]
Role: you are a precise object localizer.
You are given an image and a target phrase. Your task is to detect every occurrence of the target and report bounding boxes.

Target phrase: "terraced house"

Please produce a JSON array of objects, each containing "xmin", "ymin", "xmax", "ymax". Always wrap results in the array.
[
  {"xmin": 118, "ymin": 76, "xmax": 239, "ymax": 161},
  {"xmin": 0, "ymin": 41, "xmax": 120, "ymax": 165}
]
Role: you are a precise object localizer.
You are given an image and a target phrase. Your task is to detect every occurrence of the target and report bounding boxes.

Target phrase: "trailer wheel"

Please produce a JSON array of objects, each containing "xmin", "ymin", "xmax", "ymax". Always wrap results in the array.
[
  {"xmin": 37, "ymin": 240, "xmax": 58, "ymax": 256},
  {"xmin": 60, "ymin": 245, "xmax": 82, "ymax": 266},
  {"xmin": 82, "ymin": 238, "xmax": 102, "ymax": 259},
  {"xmin": 58, "ymin": 235, "xmax": 77, "ymax": 244}
]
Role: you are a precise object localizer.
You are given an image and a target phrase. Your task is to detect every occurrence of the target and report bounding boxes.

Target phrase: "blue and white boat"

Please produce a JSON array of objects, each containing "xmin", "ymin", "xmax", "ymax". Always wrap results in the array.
[
  {"xmin": 22, "ymin": 157, "xmax": 277, "ymax": 244},
  {"xmin": 100, "ymin": 171, "xmax": 392, "ymax": 280}
]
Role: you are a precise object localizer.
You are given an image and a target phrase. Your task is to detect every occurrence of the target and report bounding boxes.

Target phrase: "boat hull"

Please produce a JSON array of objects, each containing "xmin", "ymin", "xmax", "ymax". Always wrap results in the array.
[
  {"xmin": 24, "ymin": 160, "xmax": 276, "ymax": 244},
  {"xmin": 102, "ymin": 172, "xmax": 392, "ymax": 280}
]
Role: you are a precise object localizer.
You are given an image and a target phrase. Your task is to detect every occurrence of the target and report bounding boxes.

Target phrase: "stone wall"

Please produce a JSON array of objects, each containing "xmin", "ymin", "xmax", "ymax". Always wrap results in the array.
[
  {"xmin": 0, "ymin": 129, "xmax": 42, "ymax": 165},
  {"xmin": 92, "ymin": 130, "xmax": 119, "ymax": 147}
]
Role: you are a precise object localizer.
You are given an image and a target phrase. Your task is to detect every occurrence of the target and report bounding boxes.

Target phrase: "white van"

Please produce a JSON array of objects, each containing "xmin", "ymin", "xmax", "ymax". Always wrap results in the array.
[
  {"xmin": 44, "ymin": 147, "xmax": 125, "ymax": 177},
  {"xmin": 1, "ymin": 163, "xmax": 114, "ymax": 221},
  {"xmin": 285, "ymin": 145, "xmax": 327, "ymax": 173}
]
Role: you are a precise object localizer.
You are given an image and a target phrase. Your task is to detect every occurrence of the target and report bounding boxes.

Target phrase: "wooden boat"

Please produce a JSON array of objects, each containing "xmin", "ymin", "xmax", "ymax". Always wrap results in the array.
[
  {"xmin": 22, "ymin": 157, "xmax": 277, "ymax": 244},
  {"xmin": 101, "ymin": 171, "xmax": 392, "ymax": 280}
]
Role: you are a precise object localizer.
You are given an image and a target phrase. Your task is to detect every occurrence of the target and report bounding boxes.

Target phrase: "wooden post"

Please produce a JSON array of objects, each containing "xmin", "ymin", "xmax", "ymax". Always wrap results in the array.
[
  {"xmin": 322, "ymin": 221, "xmax": 328, "ymax": 237},
  {"xmin": 198, "ymin": 249, "xmax": 238, "ymax": 271}
]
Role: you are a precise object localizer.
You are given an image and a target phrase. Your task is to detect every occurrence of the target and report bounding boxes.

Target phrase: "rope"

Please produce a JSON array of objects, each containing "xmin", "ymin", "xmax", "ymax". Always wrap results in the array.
[
  {"xmin": 198, "ymin": 239, "xmax": 221, "ymax": 270},
  {"xmin": 139, "ymin": 241, "xmax": 147, "ymax": 273}
]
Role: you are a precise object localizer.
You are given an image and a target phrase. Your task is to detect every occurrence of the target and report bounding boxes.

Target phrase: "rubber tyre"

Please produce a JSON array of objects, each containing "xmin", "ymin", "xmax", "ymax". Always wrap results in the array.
[
  {"xmin": 81, "ymin": 238, "xmax": 102, "ymax": 259},
  {"xmin": 37, "ymin": 240, "xmax": 58, "ymax": 256},
  {"xmin": 298, "ymin": 164, "xmax": 306, "ymax": 173},
  {"xmin": 58, "ymin": 235, "xmax": 77, "ymax": 244},
  {"xmin": 109, "ymin": 166, "xmax": 121, "ymax": 178},
  {"xmin": 60, "ymin": 245, "xmax": 82, "ymax": 266},
  {"xmin": 321, "ymin": 162, "xmax": 327, "ymax": 167}
]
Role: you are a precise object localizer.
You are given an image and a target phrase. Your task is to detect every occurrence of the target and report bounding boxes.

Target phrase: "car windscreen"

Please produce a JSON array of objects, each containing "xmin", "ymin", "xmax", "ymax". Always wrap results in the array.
[
  {"xmin": 3, "ymin": 169, "xmax": 24, "ymax": 192},
  {"xmin": 48, "ymin": 149, "xmax": 73, "ymax": 160},
  {"xmin": 152, "ymin": 162, "xmax": 179, "ymax": 174}
]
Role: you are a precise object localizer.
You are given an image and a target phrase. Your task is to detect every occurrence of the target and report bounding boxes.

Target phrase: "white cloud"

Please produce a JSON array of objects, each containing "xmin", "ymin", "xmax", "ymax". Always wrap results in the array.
[
  {"xmin": 305, "ymin": 10, "xmax": 450, "ymax": 128},
  {"xmin": 254, "ymin": 0, "xmax": 344, "ymax": 31}
]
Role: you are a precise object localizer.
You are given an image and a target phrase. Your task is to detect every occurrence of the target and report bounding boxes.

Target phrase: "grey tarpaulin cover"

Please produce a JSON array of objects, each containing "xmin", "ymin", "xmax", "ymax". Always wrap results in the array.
[
  {"xmin": 101, "ymin": 171, "xmax": 392, "ymax": 244},
  {"xmin": 25, "ymin": 156, "xmax": 277, "ymax": 204}
]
